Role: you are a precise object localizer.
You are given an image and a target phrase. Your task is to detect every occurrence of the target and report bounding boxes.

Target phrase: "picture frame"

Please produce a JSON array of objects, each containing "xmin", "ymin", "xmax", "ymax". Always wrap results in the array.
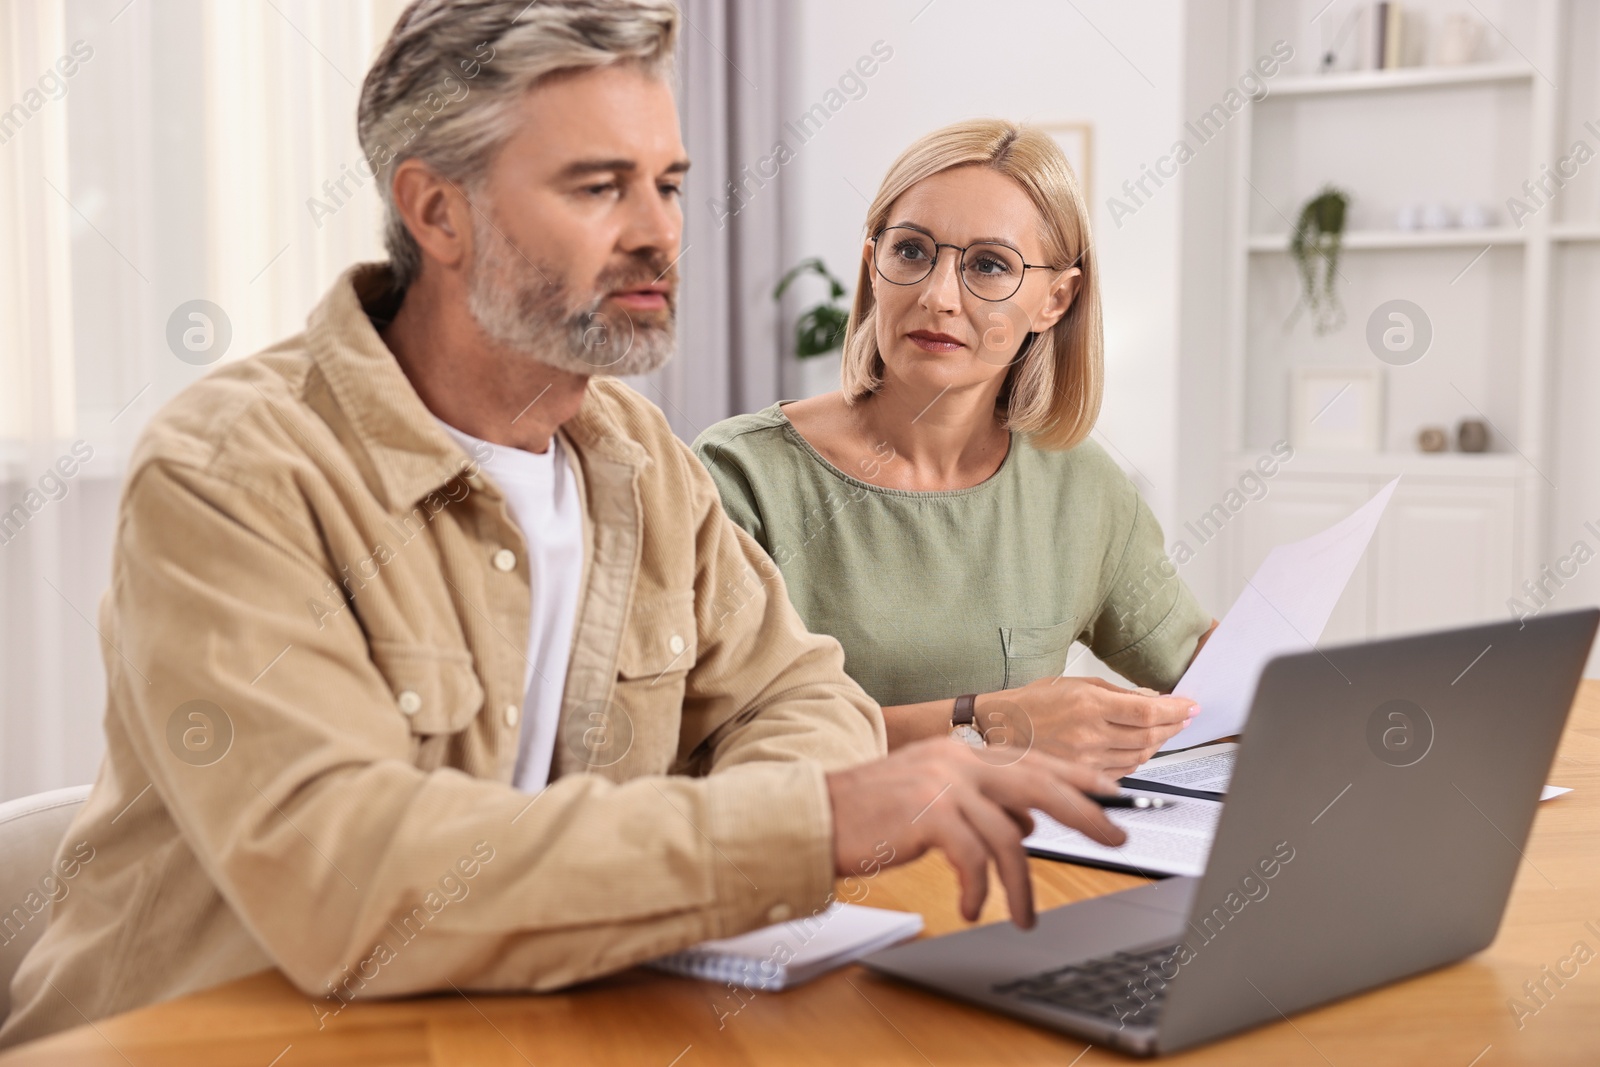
[
  {"xmin": 1289, "ymin": 366, "xmax": 1384, "ymax": 452},
  {"xmin": 1038, "ymin": 121, "xmax": 1094, "ymax": 209}
]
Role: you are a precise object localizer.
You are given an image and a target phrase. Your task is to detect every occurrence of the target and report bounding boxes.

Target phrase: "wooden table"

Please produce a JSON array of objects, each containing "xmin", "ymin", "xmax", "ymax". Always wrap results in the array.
[{"xmin": 6, "ymin": 683, "xmax": 1600, "ymax": 1066}]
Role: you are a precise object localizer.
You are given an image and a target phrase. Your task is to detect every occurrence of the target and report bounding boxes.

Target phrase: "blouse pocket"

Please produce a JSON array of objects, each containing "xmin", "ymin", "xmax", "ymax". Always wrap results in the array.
[{"xmin": 1001, "ymin": 619, "xmax": 1079, "ymax": 689}]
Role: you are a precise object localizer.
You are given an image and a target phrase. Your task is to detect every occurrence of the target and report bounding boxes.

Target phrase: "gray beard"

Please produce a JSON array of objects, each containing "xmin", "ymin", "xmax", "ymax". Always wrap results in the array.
[{"xmin": 466, "ymin": 212, "xmax": 676, "ymax": 378}]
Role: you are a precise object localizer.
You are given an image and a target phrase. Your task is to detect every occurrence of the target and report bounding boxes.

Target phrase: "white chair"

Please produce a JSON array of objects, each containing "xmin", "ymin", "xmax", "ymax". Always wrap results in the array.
[{"xmin": 0, "ymin": 785, "xmax": 92, "ymax": 1025}]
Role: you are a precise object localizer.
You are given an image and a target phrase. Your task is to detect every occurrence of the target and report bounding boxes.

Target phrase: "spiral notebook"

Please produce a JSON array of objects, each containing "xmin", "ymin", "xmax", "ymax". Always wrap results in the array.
[{"xmin": 650, "ymin": 903, "xmax": 923, "ymax": 991}]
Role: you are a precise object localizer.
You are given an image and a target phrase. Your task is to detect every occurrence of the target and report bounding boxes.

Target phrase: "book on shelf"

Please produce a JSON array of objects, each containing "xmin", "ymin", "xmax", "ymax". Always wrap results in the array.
[{"xmin": 1352, "ymin": 2, "xmax": 1415, "ymax": 72}]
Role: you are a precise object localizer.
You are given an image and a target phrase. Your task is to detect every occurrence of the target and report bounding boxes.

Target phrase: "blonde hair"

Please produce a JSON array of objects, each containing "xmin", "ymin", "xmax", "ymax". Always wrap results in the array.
[{"xmin": 840, "ymin": 119, "xmax": 1103, "ymax": 450}]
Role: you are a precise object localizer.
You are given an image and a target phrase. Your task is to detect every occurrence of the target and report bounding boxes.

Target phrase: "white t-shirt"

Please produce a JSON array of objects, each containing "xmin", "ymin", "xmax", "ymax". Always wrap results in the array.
[{"xmin": 438, "ymin": 419, "xmax": 583, "ymax": 792}]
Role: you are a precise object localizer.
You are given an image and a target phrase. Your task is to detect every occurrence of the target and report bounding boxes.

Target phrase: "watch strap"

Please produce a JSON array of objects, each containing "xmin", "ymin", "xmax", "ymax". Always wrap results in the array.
[{"xmin": 952, "ymin": 693, "xmax": 978, "ymax": 728}]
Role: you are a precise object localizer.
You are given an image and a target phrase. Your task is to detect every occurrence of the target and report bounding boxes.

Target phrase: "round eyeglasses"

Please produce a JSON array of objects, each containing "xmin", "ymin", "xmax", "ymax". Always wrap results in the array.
[{"xmin": 871, "ymin": 226, "xmax": 1066, "ymax": 303}]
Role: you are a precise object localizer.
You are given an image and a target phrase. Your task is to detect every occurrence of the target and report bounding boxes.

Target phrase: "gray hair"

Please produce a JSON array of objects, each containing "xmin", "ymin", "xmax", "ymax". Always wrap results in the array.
[{"xmin": 357, "ymin": 0, "xmax": 680, "ymax": 290}]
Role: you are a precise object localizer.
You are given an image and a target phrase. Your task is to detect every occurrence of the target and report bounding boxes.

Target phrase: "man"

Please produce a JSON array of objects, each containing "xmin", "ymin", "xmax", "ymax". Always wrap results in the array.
[{"xmin": 0, "ymin": 0, "xmax": 1122, "ymax": 1047}]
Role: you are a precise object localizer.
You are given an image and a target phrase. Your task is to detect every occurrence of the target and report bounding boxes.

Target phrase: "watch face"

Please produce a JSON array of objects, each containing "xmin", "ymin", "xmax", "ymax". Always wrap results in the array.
[{"xmin": 949, "ymin": 723, "xmax": 986, "ymax": 749}]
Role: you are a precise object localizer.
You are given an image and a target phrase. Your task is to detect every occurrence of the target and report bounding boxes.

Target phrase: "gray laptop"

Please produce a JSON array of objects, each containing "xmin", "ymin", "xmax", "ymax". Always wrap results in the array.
[{"xmin": 862, "ymin": 609, "xmax": 1598, "ymax": 1056}]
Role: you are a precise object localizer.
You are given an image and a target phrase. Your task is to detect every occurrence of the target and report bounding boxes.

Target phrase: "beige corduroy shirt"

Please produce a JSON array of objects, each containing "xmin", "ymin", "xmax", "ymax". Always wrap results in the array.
[{"xmin": 0, "ymin": 263, "xmax": 884, "ymax": 1050}]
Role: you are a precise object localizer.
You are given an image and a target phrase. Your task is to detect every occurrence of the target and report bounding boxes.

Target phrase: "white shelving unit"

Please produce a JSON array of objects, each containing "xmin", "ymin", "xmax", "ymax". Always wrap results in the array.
[
  {"xmin": 1246, "ymin": 228, "xmax": 1526, "ymax": 252},
  {"xmin": 1552, "ymin": 222, "xmax": 1600, "ymax": 243},
  {"xmin": 1270, "ymin": 61, "xmax": 1534, "ymax": 97},
  {"xmin": 1217, "ymin": 0, "xmax": 1572, "ymax": 642}
]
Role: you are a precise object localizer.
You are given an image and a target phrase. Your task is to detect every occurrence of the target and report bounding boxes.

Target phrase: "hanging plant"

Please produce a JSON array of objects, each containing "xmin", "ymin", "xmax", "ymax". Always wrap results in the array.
[
  {"xmin": 1286, "ymin": 185, "xmax": 1349, "ymax": 335},
  {"xmin": 773, "ymin": 257, "xmax": 849, "ymax": 358}
]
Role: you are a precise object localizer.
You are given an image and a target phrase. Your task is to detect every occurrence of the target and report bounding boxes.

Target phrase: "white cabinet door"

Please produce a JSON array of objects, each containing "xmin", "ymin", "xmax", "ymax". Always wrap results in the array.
[
  {"xmin": 1222, "ymin": 475, "xmax": 1376, "ymax": 645},
  {"xmin": 1373, "ymin": 481, "xmax": 1516, "ymax": 637},
  {"xmin": 1222, "ymin": 469, "xmax": 1518, "ymax": 647}
]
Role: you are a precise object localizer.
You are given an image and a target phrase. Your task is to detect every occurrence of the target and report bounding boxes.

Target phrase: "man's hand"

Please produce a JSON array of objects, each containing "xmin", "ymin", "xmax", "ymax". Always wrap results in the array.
[
  {"xmin": 978, "ymin": 676, "xmax": 1197, "ymax": 778},
  {"xmin": 826, "ymin": 740, "xmax": 1127, "ymax": 929}
]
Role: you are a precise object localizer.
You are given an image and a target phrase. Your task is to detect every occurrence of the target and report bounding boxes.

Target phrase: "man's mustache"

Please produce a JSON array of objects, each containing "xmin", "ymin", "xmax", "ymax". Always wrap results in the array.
[{"xmin": 594, "ymin": 255, "xmax": 679, "ymax": 307}]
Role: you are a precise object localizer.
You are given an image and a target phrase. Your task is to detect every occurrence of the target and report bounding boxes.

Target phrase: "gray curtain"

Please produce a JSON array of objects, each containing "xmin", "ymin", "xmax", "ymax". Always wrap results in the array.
[{"xmin": 631, "ymin": 0, "xmax": 794, "ymax": 440}]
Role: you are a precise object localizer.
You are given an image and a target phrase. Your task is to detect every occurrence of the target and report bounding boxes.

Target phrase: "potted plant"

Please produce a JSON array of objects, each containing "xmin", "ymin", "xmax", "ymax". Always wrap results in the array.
[
  {"xmin": 774, "ymin": 257, "xmax": 850, "ymax": 357},
  {"xmin": 1287, "ymin": 185, "xmax": 1349, "ymax": 335}
]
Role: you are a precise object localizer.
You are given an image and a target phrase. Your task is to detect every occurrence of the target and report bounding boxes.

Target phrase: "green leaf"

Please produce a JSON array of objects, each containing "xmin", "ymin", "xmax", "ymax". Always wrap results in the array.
[
  {"xmin": 776, "ymin": 256, "xmax": 851, "ymax": 358},
  {"xmin": 795, "ymin": 305, "xmax": 849, "ymax": 357}
]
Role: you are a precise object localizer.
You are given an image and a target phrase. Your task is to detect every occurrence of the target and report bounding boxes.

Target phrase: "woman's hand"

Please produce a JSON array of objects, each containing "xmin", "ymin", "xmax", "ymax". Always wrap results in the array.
[{"xmin": 975, "ymin": 676, "xmax": 1197, "ymax": 777}]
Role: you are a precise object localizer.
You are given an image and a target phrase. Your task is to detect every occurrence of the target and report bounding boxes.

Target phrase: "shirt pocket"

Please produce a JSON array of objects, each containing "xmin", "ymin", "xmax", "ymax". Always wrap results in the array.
[
  {"xmin": 616, "ymin": 589, "xmax": 697, "ymax": 687},
  {"xmin": 369, "ymin": 640, "xmax": 485, "ymax": 736},
  {"xmin": 601, "ymin": 590, "xmax": 697, "ymax": 769},
  {"xmin": 1001, "ymin": 619, "xmax": 1079, "ymax": 689}
]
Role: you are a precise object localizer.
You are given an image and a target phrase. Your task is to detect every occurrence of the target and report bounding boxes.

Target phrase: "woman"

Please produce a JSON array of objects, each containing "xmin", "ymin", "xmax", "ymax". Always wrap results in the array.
[{"xmin": 693, "ymin": 119, "xmax": 1216, "ymax": 776}]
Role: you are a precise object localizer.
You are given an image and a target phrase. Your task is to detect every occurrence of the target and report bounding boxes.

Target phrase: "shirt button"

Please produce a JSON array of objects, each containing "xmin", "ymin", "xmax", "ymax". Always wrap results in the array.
[
  {"xmin": 492, "ymin": 548, "xmax": 516, "ymax": 572},
  {"xmin": 503, "ymin": 703, "xmax": 520, "ymax": 728},
  {"xmin": 397, "ymin": 690, "xmax": 423, "ymax": 715},
  {"xmin": 766, "ymin": 903, "xmax": 793, "ymax": 924},
  {"xmin": 668, "ymin": 634, "xmax": 686, "ymax": 656}
]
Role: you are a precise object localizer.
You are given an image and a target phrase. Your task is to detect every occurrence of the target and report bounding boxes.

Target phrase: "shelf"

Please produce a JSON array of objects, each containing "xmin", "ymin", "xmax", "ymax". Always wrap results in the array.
[
  {"xmin": 1552, "ymin": 223, "xmax": 1600, "ymax": 243},
  {"xmin": 1268, "ymin": 63, "xmax": 1535, "ymax": 98},
  {"xmin": 1228, "ymin": 450, "xmax": 1525, "ymax": 480},
  {"xmin": 1248, "ymin": 229, "xmax": 1525, "ymax": 252}
]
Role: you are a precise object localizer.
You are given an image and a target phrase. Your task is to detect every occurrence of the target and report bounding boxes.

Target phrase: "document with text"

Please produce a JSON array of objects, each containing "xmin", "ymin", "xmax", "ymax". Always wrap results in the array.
[
  {"xmin": 1124, "ymin": 741, "xmax": 1238, "ymax": 797},
  {"xmin": 1023, "ymin": 790, "xmax": 1223, "ymax": 878}
]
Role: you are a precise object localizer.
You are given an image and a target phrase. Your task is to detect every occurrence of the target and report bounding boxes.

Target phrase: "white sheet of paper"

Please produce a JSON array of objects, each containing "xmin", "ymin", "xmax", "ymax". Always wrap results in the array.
[{"xmin": 1161, "ymin": 477, "xmax": 1401, "ymax": 752}]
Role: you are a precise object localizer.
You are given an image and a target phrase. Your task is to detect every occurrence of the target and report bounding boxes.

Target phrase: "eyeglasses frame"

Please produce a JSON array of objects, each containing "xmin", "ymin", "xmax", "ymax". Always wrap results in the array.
[{"xmin": 869, "ymin": 225, "xmax": 1072, "ymax": 303}]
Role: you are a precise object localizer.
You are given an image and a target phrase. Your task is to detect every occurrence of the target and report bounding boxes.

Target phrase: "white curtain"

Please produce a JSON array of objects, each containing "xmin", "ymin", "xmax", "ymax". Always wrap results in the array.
[
  {"xmin": 0, "ymin": 0, "xmax": 400, "ymax": 802},
  {"xmin": 637, "ymin": 0, "xmax": 796, "ymax": 438},
  {"xmin": 1, "ymin": 0, "xmax": 80, "ymax": 801}
]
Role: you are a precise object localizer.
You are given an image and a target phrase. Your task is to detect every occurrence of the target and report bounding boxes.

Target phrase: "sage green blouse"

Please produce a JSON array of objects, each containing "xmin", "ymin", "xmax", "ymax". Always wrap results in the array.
[{"xmin": 691, "ymin": 403, "xmax": 1210, "ymax": 708}]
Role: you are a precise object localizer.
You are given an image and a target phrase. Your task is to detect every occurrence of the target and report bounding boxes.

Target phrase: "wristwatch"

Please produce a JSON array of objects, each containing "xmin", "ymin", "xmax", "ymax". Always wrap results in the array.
[{"xmin": 949, "ymin": 693, "xmax": 985, "ymax": 749}]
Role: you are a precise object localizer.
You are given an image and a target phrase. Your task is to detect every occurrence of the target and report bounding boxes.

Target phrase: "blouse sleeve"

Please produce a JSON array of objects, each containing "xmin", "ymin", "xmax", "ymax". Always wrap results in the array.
[
  {"xmin": 691, "ymin": 432, "xmax": 769, "ymax": 553},
  {"xmin": 1080, "ymin": 487, "xmax": 1212, "ymax": 692}
]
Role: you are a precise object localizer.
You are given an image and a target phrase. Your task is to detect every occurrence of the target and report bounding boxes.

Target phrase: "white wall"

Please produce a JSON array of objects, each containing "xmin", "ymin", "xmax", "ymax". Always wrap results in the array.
[
  {"xmin": 1173, "ymin": 0, "xmax": 1236, "ymax": 616},
  {"xmin": 783, "ymin": 0, "xmax": 1191, "ymax": 534}
]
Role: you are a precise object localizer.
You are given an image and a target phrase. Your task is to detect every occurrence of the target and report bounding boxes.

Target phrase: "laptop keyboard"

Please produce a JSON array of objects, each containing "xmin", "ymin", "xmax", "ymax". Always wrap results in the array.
[{"xmin": 992, "ymin": 943, "xmax": 1181, "ymax": 1026}]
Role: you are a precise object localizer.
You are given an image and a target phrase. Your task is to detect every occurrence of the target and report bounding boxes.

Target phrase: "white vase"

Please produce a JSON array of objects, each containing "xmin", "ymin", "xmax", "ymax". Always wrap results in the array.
[
  {"xmin": 1458, "ymin": 203, "xmax": 1493, "ymax": 229},
  {"xmin": 1420, "ymin": 202, "xmax": 1454, "ymax": 229},
  {"xmin": 1435, "ymin": 14, "xmax": 1485, "ymax": 66}
]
